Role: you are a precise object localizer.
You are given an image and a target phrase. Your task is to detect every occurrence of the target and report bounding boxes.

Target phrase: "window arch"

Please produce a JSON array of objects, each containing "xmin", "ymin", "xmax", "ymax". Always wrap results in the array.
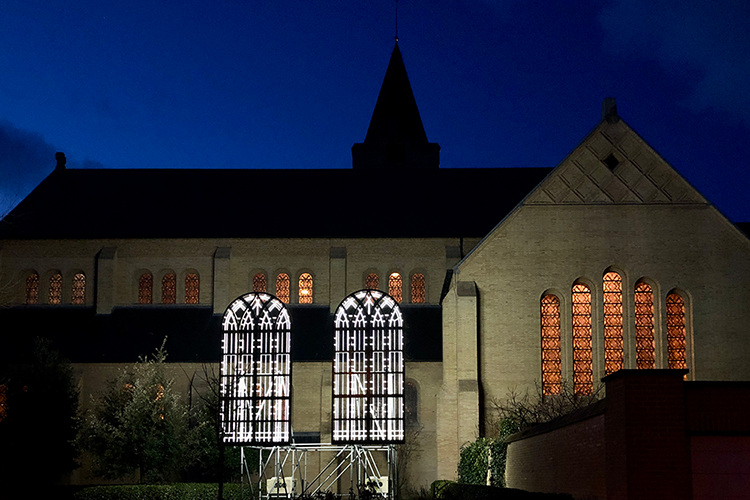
[
  {"xmin": 634, "ymin": 282, "xmax": 656, "ymax": 369},
  {"xmin": 365, "ymin": 273, "xmax": 379, "ymax": 290},
  {"xmin": 161, "ymin": 273, "xmax": 176, "ymax": 304},
  {"xmin": 49, "ymin": 272, "xmax": 62, "ymax": 305},
  {"xmin": 25, "ymin": 272, "xmax": 39, "ymax": 305},
  {"xmin": 276, "ymin": 273, "xmax": 290, "ymax": 304},
  {"xmin": 410, "ymin": 273, "xmax": 425, "ymax": 303},
  {"xmin": 298, "ymin": 273, "xmax": 313, "ymax": 304},
  {"xmin": 253, "ymin": 273, "xmax": 267, "ymax": 293},
  {"xmin": 602, "ymin": 271, "xmax": 624, "ymax": 375},
  {"xmin": 139, "ymin": 273, "xmax": 153, "ymax": 304},
  {"xmin": 572, "ymin": 282, "xmax": 593, "ymax": 395},
  {"xmin": 388, "ymin": 273, "xmax": 403, "ymax": 303},
  {"xmin": 405, "ymin": 381, "xmax": 418, "ymax": 426},
  {"xmin": 666, "ymin": 292, "xmax": 688, "ymax": 371},
  {"xmin": 185, "ymin": 273, "xmax": 199, "ymax": 304},
  {"xmin": 541, "ymin": 294, "xmax": 562, "ymax": 396},
  {"xmin": 72, "ymin": 273, "xmax": 86, "ymax": 305}
]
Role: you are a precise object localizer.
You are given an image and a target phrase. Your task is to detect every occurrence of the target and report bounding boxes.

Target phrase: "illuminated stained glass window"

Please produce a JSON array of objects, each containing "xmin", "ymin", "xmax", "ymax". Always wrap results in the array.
[
  {"xmin": 405, "ymin": 381, "xmax": 418, "ymax": 426},
  {"xmin": 25, "ymin": 273, "xmax": 39, "ymax": 305},
  {"xmin": 276, "ymin": 273, "xmax": 290, "ymax": 304},
  {"xmin": 139, "ymin": 273, "xmax": 153, "ymax": 304},
  {"xmin": 541, "ymin": 294, "xmax": 562, "ymax": 396},
  {"xmin": 333, "ymin": 289, "xmax": 404, "ymax": 444},
  {"xmin": 162, "ymin": 273, "xmax": 176, "ymax": 304},
  {"xmin": 389, "ymin": 273, "xmax": 403, "ymax": 303},
  {"xmin": 72, "ymin": 273, "xmax": 86, "ymax": 305},
  {"xmin": 49, "ymin": 273, "xmax": 62, "ymax": 305},
  {"xmin": 634, "ymin": 282, "xmax": 656, "ymax": 369},
  {"xmin": 220, "ymin": 292, "xmax": 291, "ymax": 445},
  {"xmin": 299, "ymin": 273, "xmax": 313, "ymax": 304},
  {"xmin": 0, "ymin": 385, "xmax": 6, "ymax": 423},
  {"xmin": 253, "ymin": 273, "xmax": 267, "ymax": 293},
  {"xmin": 365, "ymin": 273, "xmax": 379, "ymax": 290},
  {"xmin": 666, "ymin": 293, "xmax": 688, "ymax": 371},
  {"xmin": 572, "ymin": 283, "xmax": 593, "ymax": 395},
  {"xmin": 185, "ymin": 273, "xmax": 200, "ymax": 304},
  {"xmin": 603, "ymin": 272, "xmax": 624, "ymax": 375},
  {"xmin": 411, "ymin": 273, "xmax": 425, "ymax": 303}
]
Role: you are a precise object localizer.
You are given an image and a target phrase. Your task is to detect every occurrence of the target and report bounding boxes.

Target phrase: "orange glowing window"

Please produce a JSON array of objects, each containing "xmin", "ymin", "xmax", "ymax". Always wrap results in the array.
[
  {"xmin": 666, "ymin": 293, "xmax": 687, "ymax": 371},
  {"xmin": 49, "ymin": 273, "xmax": 62, "ymax": 304},
  {"xmin": 602, "ymin": 272, "xmax": 623, "ymax": 375},
  {"xmin": 388, "ymin": 273, "xmax": 403, "ymax": 302},
  {"xmin": 411, "ymin": 273, "xmax": 425, "ymax": 303},
  {"xmin": 72, "ymin": 273, "xmax": 86, "ymax": 305},
  {"xmin": 139, "ymin": 273, "xmax": 153, "ymax": 304},
  {"xmin": 161, "ymin": 273, "xmax": 176, "ymax": 304},
  {"xmin": 185, "ymin": 273, "xmax": 199, "ymax": 304},
  {"xmin": 634, "ymin": 282, "xmax": 656, "ymax": 369},
  {"xmin": 25, "ymin": 273, "xmax": 39, "ymax": 305},
  {"xmin": 276, "ymin": 273, "xmax": 290, "ymax": 303},
  {"xmin": 541, "ymin": 294, "xmax": 562, "ymax": 396},
  {"xmin": 365, "ymin": 273, "xmax": 379, "ymax": 290},
  {"xmin": 299, "ymin": 273, "xmax": 313, "ymax": 304},
  {"xmin": 572, "ymin": 283, "xmax": 593, "ymax": 395},
  {"xmin": 253, "ymin": 273, "xmax": 267, "ymax": 293}
]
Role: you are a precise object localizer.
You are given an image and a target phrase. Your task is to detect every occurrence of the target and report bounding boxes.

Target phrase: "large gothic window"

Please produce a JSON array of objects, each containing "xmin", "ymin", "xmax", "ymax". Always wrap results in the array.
[
  {"xmin": 634, "ymin": 282, "xmax": 656, "ymax": 369},
  {"xmin": 185, "ymin": 273, "xmax": 200, "ymax": 304},
  {"xmin": 298, "ymin": 273, "xmax": 313, "ymax": 304},
  {"xmin": 410, "ymin": 273, "xmax": 425, "ymax": 303},
  {"xmin": 25, "ymin": 272, "xmax": 39, "ymax": 305},
  {"xmin": 333, "ymin": 290, "xmax": 404, "ymax": 443},
  {"xmin": 541, "ymin": 294, "xmax": 562, "ymax": 396},
  {"xmin": 72, "ymin": 273, "xmax": 86, "ymax": 305},
  {"xmin": 162, "ymin": 273, "xmax": 176, "ymax": 304},
  {"xmin": 253, "ymin": 273, "xmax": 267, "ymax": 293},
  {"xmin": 220, "ymin": 293, "xmax": 291, "ymax": 445},
  {"xmin": 276, "ymin": 273, "xmax": 290, "ymax": 304},
  {"xmin": 666, "ymin": 292, "xmax": 688, "ymax": 371},
  {"xmin": 388, "ymin": 273, "xmax": 403, "ymax": 303},
  {"xmin": 49, "ymin": 273, "xmax": 62, "ymax": 305},
  {"xmin": 365, "ymin": 273, "xmax": 379, "ymax": 290},
  {"xmin": 602, "ymin": 272, "xmax": 624, "ymax": 375},
  {"xmin": 139, "ymin": 273, "xmax": 153, "ymax": 304},
  {"xmin": 572, "ymin": 283, "xmax": 593, "ymax": 395}
]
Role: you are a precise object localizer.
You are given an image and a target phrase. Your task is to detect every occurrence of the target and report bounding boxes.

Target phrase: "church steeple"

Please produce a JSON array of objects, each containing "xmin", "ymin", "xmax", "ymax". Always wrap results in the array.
[{"xmin": 352, "ymin": 43, "xmax": 440, "ymax": 170}]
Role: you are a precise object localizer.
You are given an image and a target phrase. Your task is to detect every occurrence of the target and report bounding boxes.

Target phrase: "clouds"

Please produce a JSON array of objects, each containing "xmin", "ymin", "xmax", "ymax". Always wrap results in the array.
[{"xmin": 598, "ymin": 0, "xmax": 750, "ymax": 123}]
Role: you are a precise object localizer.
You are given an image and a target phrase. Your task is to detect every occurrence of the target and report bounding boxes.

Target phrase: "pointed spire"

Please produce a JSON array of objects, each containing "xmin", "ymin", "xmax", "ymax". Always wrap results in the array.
[{"xmin": 352, "ymin": 43, "xmax": 440, "ymax": 170}]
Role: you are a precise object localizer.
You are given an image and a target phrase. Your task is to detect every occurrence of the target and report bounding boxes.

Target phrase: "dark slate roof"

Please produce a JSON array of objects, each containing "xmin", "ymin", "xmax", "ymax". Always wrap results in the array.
[
  {"xmin": 0, "ymin": 166, "xmax": 551, "ymax": 239},
  {"xmin": 0, "ymin": 304, "xmax": 441, "ymax": 364}
]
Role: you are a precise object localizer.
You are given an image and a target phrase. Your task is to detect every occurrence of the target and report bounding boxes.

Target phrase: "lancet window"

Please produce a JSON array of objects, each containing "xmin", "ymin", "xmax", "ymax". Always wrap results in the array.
[
  {"xmin": 365, "ymin": 273, "xmax": 379, "ymax": 290},
  {"xmin": 72, "ymin": 273, "xmax": 86, "ymax": 305},
  {"xmin": 185, "ymin": 273, "xmax": 200, "ymax": 304},
  {"xmin": 405, "ymin": 381, "xmax": 418, "ymax": 426},
  {"xmin": 666, "ymin": 293, "xmax": 688, "ymax": 371},
  {"xmin": 411, "ymin": 273, "xmax": 425, "ymax": 303},
  {"xmin": 139, "ymin": 273, "xmax": 153, "ymax": 304},
  {"xmin": 541, "ymin": 294, "xmax": 562, "ymax": 396},
  {"xmin": 634, "ymin": 282, "xmax": 656, "ymax": 369},
  {"xmin": 333, "ymin": 289, "xmax": 404, "ymax": 443},
  {"xmin": 220, "ymin": 293, "xmax": 291, "ymax": 445},
  {"xmin": 298, "ymin": 273, "xmax": 313, "ymax": 304},
  {"xmin": 253, "ymin": 273, "xmax": 267, "ymax": 293},
  {"xmin": 25, "ymin": 272, "xmax": 39, "ymax": 305},
  {"xmin": 49, "ymin": 273, "xmax": 62, "ymax": 305},
  {"xmin": 572, "ymin": 283, "xmax": 593, "ymax": 395},
  {"xmin": 602, "ymin": 272, "xmax": 624, "ymax": 375},
  {"xmin": 162, "ymin": 273, "xmax": 176, "ymax": 304},
  {"xmin": 276, "ymin": 273, "xmax": 290, "ymax": 304},
  {"xmin": 388, "ymin": 273, "xmax": 403, "ymax": 303}
]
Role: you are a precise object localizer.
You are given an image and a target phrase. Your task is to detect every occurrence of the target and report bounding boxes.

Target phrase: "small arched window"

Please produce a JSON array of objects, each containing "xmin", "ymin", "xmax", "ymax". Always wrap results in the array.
[
  {"xmin": 666, "ymin": 293, "xmax": 688, "ymax": 371},
  {"xmin": 276, "ymin": 273, "xmax": 290, "ymax": 304},
  {"xmin": 572, "ymin": 283, "xmax": 593, "ymax": 395},
  {"xmin": 405, "ymin": 381, "xmax": 418, "ymax": 426},
  {"xmin": 602, "ymin": 271, "xmax": 624, "ymax": 375},
  {"xmin": 299, "ymin": 273, "xmax": 313, "ymax": 304},
  {"xmin": 541, "ymin": 294, "xmax": 562, "ymax": 396},
  {"xmin": 365, "ymin": 273, "xmax": 379, "ymax": 290},
  {"xmin": 162, "ymin": 273, "xmax": 176, "ymax": 304},
  {"xmin": 139, "ymin": 273, "xmax": 153, "ymax": 304},
  {"xmin": 389, "ymin": 273, "xmax": 403, "ymax": 302},
  {"xmin": 634, "ymin": 282, "xmax": 656, "ymax": 369},
  {"xmin": 25, "ymin": 272, "xmax": 39, "ymax": 305},
  {"xmin": 49, "ymin": 273, "xmax": 62, "ymax": 305},
  {"xmin": 185, "ymin": 273, "xmax": 200, "ymax": 304},
  {"xmin": 72, "ymin": 273, "xmax": 86, "ymax": 305},
  {"xmin": 253, "ymin": 273, "xmax": 267, "ymax": 293},
  {"xmin": 411, "ymin": 273, "xmax": 425, "ymax": 303}
]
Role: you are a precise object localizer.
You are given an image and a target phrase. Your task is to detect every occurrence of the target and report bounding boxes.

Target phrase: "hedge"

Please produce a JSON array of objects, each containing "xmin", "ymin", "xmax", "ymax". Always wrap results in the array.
[{"xmin": 73, "ymin": 483, "xmax": 255, "ymax": 500}]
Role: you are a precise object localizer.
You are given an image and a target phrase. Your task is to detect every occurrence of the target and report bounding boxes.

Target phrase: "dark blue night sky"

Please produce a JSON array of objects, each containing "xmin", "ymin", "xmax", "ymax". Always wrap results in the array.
[{"xmin": 1, "ymin": 1, "xmax": 748, "ymax": 221}]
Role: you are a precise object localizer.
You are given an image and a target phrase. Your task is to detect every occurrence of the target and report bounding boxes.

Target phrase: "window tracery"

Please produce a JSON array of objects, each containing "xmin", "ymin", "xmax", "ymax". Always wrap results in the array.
[
  {"xmin": 365, "ymin": 273, "xmax": 379, "ymax": 290},
  {"xmin": 276, "ymin": 273, "xmax": 290, "ymax": 304},
  {"xmin": 298, "ymin": 273, "xmax": 313, "ymax": 304},
  {"xmin": 541, "ymin": 294, "xmax": 562, "ymax": 396},
  {"xmin": 602, "ymin": 272, "xmax": 624, "ymax": 375},
  {"xmin": 72, "ymin": 273, "xmax": 86, "ymax": 305},
  {"xmin": 185, "ymin": 273, "xmax": 199, "ymax": 304},
  {"xmin": 411, "ymin": 273, "xmax": 425, "ymax": 303},
  {"xmin": 389, "ymin": 273, "xmax": 403, "ymax": 303},
  {"xmin": 49, "ymin": 273, "xmax": 62, "ymax": 305},
  {"xmin": 161, "ymin": 273, "xmax": 176, "ymax": 304},
  {"xmin": 666, "ymin": 293, "xmax": 688, "ymax": 371},
  {"xmin": 139, "ymin": 273, "xmax": 153, "ymax": 304},
  {"xmin": 572, "ymin": 283, "xmax": 593, "ymax": 395},
  {"xmin": 253, "ymin": 273, "xmax": 267, "ymax": 293},
  {"xmin": 25, "ymin": 273, "xmax": 39, "ymax": 305},
  {"xmin": 634, "ymin": 282, "xmax": 656, "ymax": 369}
]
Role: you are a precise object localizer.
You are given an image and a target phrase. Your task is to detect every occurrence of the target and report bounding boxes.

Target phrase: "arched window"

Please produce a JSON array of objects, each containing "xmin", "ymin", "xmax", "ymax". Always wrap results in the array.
[
  {"xmin": 411, "ymin": 273, "xmax": 425, "ymax": 303},
  {"xmin": 541, "ymin": 294, "xmax": 562, "ymax": 396},
  {"xmin": 389, "ymin": 273, "xmax": 403, "ymax": 302},
  {"xmin": 405, "ymin": 381, "xmax": 418, "ymax": 426},
  {"xmin": 602, "ymin": 271, "xmax": 624, "ymax": 375},
  {"xmin": 49, "ymin": 273, "xmax": 62, "ymax": 304},
  {"xmin": 25, "ymin": 272, "xmax": 39, "ymax": 305},
  {"xmin": 72, "ymin": 273, "xmax": 86, "ymax": 305},
  {"xmin": 572, "ymin": 283, "xmax": 593, "ymax": 395},
  {"xmin": 365, "ymin": 273, "xmax": 379, "ymax": 290},
  {"xmin": 161, "ymin": 273, "xmax": 176, "ymax": 304},
  {"xmin": 253, "ymin": 273, "xmax": 267, "ymax": 293},
  {"xmin": 276, "ymin": 273, "xmax": 290, "ymax": 304},
  {"xmin": 634, "ymin": 282, "xmax": 656, "ymax": 369},
  {"xmin": 298, "ymin": 273, "xmax": 313, "ymax": 304},
  {"xmin": 666, "ymin": 293, "xmax": 688, "ymax": 371},
  {"xmin": 185, "ymin": 273, "xmax": 199, "ymax": 304},
  {"xmin": 139, "ymin": 273, "xmax": 153, "ymax": 304}
]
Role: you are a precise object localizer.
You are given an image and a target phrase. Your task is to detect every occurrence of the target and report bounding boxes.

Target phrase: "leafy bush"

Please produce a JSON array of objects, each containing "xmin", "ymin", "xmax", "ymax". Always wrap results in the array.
[
  {"xmin": 457, "ymin": 438, "xmax": 491, "ymax": 485},
  {"xmin": 73, "ymin": 483, "xmax": 255, "ymax": 500}
]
